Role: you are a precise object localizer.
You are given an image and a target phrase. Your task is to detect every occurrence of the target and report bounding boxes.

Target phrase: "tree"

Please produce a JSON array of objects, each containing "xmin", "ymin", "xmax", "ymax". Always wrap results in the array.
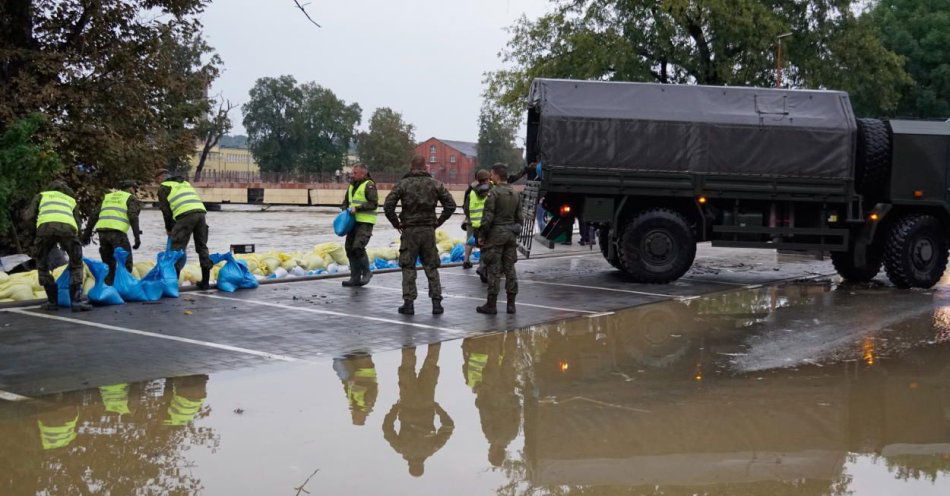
[
  {"xmin": 357, "ymin": 108, "xmax": 416, "ymax": 172},
  {"xmin": 869, "ymin": 0, "xmax": 950, "ymax": 118},
  {"xmin": 243, "ymin": 75, "xmax": 361, "ymax": 174},
  {"xmin": 477, "ymin": 102, "xmax": 522, "ymax": 169},
  {"xmin": 194, "ymin": 98, "xmax": 236, "ymax": 182},
  {"xmin": 485, "ymin": 1, "xmax": 910, "ymax": 118},
  {"xmin": 0, "ymin": 0, "xmax": 219, "ymax": 202}
]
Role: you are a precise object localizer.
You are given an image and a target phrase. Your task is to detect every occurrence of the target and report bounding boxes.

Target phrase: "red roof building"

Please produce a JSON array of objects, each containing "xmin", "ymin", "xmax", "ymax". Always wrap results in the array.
[{"xmin": 415, "ymin": 138, "xmax": 478, "ymax": 185}]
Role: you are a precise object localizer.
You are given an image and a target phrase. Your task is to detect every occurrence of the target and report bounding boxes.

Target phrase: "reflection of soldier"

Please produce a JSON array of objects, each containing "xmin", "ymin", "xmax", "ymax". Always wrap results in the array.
[
  {"xmin": 35, "ymin": 391, "xmax": 84, "ymax": 451},
  {"xmin": 463, "ymin": 333, "xmax": 521, "ymax": 466},
  {"xmin": 163, "ymin": 375, "xmax": 209, "ymax": 426},
  {"xmin": 383, "ymin": 344, "xmax": 454, "ymax": 477},
  {"xmin": 99, "ymin": 383, "xmax": 132, "ymax": 416},
  {"xmin": 333, "ymin": 353, "xmax": 378, "ymax": 426},
  {"xmin": 383, "ymin": 155, "xmax": 457, "ymax": 315}
]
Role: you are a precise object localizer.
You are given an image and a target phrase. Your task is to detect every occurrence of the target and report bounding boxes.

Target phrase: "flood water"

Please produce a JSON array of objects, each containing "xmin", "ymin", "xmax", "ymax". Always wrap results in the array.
[{"xmin": 3, "ymin": 281, "xmax": 950, "ymax": 495}]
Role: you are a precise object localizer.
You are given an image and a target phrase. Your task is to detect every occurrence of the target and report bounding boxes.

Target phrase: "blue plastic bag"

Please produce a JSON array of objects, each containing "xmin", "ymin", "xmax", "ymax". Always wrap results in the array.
[
  {"xmin": 55, "ymin": 267, "xmax": 72, "ymax": 307},
  {"xmin": 210, "ymin": 252, "xmax": 259, "ymax": 292},
  {"xmin": 467, "ymin": 236, "xmax": 477, "ymax": 246},
  {"xmin": 334, "ymin": 209, "xmax": 356, "ymax": 236},
  {"xmin": 166, "ymin": 237, "xmax": 187, "ymax": 266},
  {"xmin": 83, "ymin": 258, "xmax": 124, "ymax": 306},
  {"xmin": 145, "ymin": 250, "xmax": 184, "ymax": 298},
  {"xmin": 450, "ymin": 243, "xmax": 464, "ymax": 262},
  {"xmin": 472, "ymin": 250, "xmax": 481, "ymax": 263},
  {"xmin": 112, "ymin": 248, "xmax": 163, "ymax": 302}
]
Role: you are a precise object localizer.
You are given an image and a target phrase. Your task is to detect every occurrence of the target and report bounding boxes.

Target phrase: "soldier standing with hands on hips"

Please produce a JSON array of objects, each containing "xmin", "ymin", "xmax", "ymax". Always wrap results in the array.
[{"xmin": 384, "ymin": 155, "xmax": 456, "ymax": 315}]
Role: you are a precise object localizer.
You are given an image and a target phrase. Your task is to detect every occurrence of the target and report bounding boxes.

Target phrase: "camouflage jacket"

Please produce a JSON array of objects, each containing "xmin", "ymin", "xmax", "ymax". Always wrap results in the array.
[
  {"xmin": 384, "ymin": 170, "xmax": 456, "ymax": 228},
  {"xmin": 480, "ymin": 184, "xmax": 523, "ymax": 232}
]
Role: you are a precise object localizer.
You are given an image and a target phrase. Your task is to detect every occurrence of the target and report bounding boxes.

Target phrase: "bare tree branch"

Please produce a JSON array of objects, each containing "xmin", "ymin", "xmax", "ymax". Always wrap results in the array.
[{"xmin": 293, "ymin": 1, "xmax": 322, "ymax": 28}]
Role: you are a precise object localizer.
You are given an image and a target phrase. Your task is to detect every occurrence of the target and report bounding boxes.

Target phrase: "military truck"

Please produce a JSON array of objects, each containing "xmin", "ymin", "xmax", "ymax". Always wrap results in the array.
[{"xmin": 519, "ymin": 78, "xmax": 950, "ymax": 288}]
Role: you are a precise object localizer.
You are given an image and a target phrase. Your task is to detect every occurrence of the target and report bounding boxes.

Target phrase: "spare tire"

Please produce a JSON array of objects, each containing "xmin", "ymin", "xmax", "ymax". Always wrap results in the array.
[{"xmin": 855, "ymin": 118, "xmax": 891, "ymax": 200}]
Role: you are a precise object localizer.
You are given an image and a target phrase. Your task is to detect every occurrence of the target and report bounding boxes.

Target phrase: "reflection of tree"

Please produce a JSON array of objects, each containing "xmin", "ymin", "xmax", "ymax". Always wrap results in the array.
[
  {"xmin": 0, "ymin": 376, "xmax": 219, "ymax": 495},
  {"xmin": 883, "ymin": 455, "xmax": 950, "ymax": 482}
]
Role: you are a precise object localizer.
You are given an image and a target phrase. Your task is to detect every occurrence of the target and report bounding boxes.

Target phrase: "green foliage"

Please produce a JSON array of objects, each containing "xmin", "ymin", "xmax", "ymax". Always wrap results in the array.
[
  {"xmin": 243, "ymin": 76, "xmax": 361, "ymax": 174},
  {"xmin": 870, "ymin": 0, "xmax": 950, "ymax": 118},
  {"xmin": 486, "ymin": 0, "xmax": 910, "ymax": 117},
  {"xmin": 0, "ymin": 0, "xmax": 220, "ymax": 203},
  {"xmin": 477, "ymin": 101, "xmax": 522, "ymax": 169},
  {"xmin": 0, "ymin": 115, "xmax": 63, "ymax": 249},
  {"xmin": 356, "ymin": 108, "xmax": 416, "ymax": 172}
]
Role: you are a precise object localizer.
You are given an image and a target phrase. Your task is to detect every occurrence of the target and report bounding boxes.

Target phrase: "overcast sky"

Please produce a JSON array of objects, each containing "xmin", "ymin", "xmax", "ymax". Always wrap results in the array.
[{"xmin": 200, "ymin": 0, "xmax": 552, "ymax": 143}]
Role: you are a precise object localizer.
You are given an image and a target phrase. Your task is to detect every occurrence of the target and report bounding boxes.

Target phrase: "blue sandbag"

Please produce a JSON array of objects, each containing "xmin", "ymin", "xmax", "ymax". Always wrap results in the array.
[
  {"xmin": 472, "ymin": 250, "xmax": 481, "ymax": 262},
  {"xmin": 112, "ymin": 248, "xmax": 163, "ymax": 302},
  {"xmin": 167, "ymin": 237, "xmax": 187, "ymax": 266},
  {"xmin": 56, "ymin": 267, "xmax": 72, "ymax": 307},
  {"xmin": 333, "ymin": 209, "xmax": 356, "ymax": 236},
  {"xmin": 467, "ymin": 236, "xmax": 477, "ymax": 246},
  {"xmin": 145, "ymin": 250, "xmax": 184, "ymax": 298},
  {"xmin": 210, "ymin": 252, "xmax": 259, "ymax": 292},
  {"xmin": 83, "ymin": 258, "xmax": 124, "ymax": 306},
  {"xmin": 450, "ymin": 243, "xmax": 464, "ymax": 262}
]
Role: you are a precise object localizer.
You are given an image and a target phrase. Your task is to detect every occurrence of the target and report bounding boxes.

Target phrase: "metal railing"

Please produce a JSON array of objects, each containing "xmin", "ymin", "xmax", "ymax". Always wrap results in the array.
[{"xmin": 192, "ymin": 169, "xmax": 471, "ymax": 186}]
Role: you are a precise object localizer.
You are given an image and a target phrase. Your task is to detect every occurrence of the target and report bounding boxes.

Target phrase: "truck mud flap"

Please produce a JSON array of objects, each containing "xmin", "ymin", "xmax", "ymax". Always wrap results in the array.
[{"xmin": 517, "ymin": 181, "xmax": 542, "ymax": 258}]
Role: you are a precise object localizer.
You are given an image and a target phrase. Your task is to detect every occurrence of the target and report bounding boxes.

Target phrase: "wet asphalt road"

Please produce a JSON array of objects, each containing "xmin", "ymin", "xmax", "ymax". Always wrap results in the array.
[{"xmin": 3, "ymin": 246, "xmax": 950, "ymax": 495}]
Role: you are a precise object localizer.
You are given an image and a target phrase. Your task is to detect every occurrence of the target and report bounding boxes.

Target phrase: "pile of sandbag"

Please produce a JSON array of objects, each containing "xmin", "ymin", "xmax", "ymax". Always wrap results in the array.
[{"xmin": 0, "ymin": 263, "xmax": 95, "ymax": 303}]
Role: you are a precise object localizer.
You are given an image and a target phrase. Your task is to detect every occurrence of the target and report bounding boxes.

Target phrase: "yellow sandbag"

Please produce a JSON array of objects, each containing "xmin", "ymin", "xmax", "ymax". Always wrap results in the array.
[
  {"xmin": 0, "ymin": 271, "xmax": 8, "ymax": 283},
  {"xmin": 133, "ymin": 261, "xmax": 156, "ymax": 279},
  {"xmin": 33, "ymin": 290, "xmax": 46, "ymax": 299},
  {"xmin": 260, "ymin": 256, "xmax": 280, "ymax": 275},
  {"xmin": 328, "ymin": 248, "xmax": 348, "ymax": 266},
  {"xmin": 280, "ymin": 257, "xmax": 300, "ymax": 271},
  {"xmin": 179, "ymin": 264, "xmax": 202, "ymax": 284},
  {"xmin": 2, "ymin": 284, "xmax": 34, "ymax": 301},
  {"xmin": 367, "ymin": 247, "xmax": 399, "ymax": 261},
  {"xmin": 302, "ymin": 254, "xmax": 326, "ymax": 271},
  {"xmin": 436, "ymin": 230, "xmax": 450, "ymax": 243},
  {"xmin": 437, "ymin": 240, "xmax": 455, "ymax": 253}
]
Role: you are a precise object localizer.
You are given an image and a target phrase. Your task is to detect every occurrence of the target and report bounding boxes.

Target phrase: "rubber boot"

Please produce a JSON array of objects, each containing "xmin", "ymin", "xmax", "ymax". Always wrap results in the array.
[
  {"xmin": 342, "ymin": 258, "xmax": 361, "ymax": 287},
  {"xmin": 506, "ymin": 293, "xmax": 517, "ymax": 314},
  {"xmin": 196, "ymin": 266, "xmax": 211, "ymax": 290},
  {"xmin": 70, "ymin": 284, "xmax": 91, "ymax": 312},
  {"xmin": 432, "ymin": 299, "xmax": 444, "ymax": 315},
  {"xmin": 41, "ymin": 283, "xmax": 59, "ymax": 311},
  {"xmin": 476, "ymin": 295, "xmax": 498, "ymax": 315},
  {"xmin": 462, "ymin": 260, "xmax": 473, "ymax": 270},
  {"xmin": 358, "ymin": 255, "xmax": 373, "ymax": 286},
  {"xmin": 477, "ymin": 266, "xmax": 488, "ymax": 284},
  {"xmin": 398, "ymin": 300, "xmax": 415, "ymax": 315}
]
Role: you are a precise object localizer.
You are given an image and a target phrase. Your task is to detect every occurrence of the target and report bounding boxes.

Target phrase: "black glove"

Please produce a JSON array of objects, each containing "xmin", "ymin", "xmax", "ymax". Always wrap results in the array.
[
  {"xmin": 461, "ymin": 222, "xmax": 468, "ymax": 231},
  {"xmin": 133, "ymin": 238, "xmax": 141, "ymax": 250}
]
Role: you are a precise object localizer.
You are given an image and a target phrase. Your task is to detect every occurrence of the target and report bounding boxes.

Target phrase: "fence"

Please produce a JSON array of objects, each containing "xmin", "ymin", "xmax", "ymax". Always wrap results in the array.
[{"xmin": 193, "ymin": 169, "xmax": 472, "ymax": 186}]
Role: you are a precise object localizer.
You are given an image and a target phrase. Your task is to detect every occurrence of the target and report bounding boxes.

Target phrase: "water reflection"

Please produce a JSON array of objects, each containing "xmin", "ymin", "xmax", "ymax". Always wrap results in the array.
[
  {"xmin": 333, "ymin": 352, "xmax": 378, "ymax": 426},
  {"xmin": 462, "ymin": 332, "xmax": 522, "ymax": 467},
  {"xmin": 383, "ymin": 344, "xmax": 454, "ymax": 477}
]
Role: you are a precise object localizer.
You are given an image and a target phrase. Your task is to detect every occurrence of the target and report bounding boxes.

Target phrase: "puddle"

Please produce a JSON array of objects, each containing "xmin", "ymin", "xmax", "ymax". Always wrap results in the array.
[{"xmin": 3, "ymin": 281, "xmax": 950, "ymax": 494}]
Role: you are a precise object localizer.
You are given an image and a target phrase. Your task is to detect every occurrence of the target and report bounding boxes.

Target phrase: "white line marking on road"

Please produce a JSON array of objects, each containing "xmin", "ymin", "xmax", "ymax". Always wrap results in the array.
[
  {"xmin": 680, "ymin": 277, "xmax": 751, "ymax": 286},
  {"xmin": 0, "ymin": 390, "xmax": 31, "ymax": 402},
  {"xmin": 441, "ymin": 272, "xmax": 686, "ymax": 299},
  {"xmin": 192, "ymin": 292, "xmax": 463, "ymax": 333},
  {"xmin": 330, "ymin": 281, "xmax": 597, "ymax": 314},
  {"xmin": 585, "ymin": 312, "xmax": 616, "ymax": 319},
  {"xmin": 3, "ymin": 308, "xmax": 301, "ymax": 362}
]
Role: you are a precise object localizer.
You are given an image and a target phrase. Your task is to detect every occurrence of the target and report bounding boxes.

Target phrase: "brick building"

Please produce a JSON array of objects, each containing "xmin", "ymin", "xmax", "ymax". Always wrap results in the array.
[{"xmin": 415, "ymin": 138, "xmax": 478, "ymax": 185}]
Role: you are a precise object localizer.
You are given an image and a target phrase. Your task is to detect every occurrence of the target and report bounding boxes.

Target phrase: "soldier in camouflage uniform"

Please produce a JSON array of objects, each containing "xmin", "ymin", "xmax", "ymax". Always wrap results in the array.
[
  {"xmin": 340, "ymin": 164, "xmax": 378, "ymax": 287},
  {"xmin": 82, "ymin": 180, "xmax": 142, "ymax": 285},
  {"xmin": 157, "ymin": 172, "xmax": 212, "ymax": 289},
  {"xmin": 476, "ymin": 164, "xmax": 523, "ymax": 315},
  {"xmin": 384, "ymin": 156, "xmax": 457, "ymax": 315},
  {"xmin": 25, "ymin": 181, "xmax": 91, "ymax": 312}
]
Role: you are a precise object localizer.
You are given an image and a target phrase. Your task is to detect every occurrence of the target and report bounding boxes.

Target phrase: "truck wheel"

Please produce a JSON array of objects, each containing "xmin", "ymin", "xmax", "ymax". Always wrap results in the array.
[
  {"xmin": 831, "ymin": 248, "xmax": 882, "ymax": 283},
  {"xmin": 618, "ymin": 208, "xmax": 696, "ymax": 283},
  {"xmin": 598, "ymin": 228, "xmax": 623, "ymax": 270},
  {"xmin": 883, "ymin": 214, "xmax": 948, "ymax": 288},
  {"xmin": 855, "ymin": 118, "xmax": 891, "ymax": 199}
]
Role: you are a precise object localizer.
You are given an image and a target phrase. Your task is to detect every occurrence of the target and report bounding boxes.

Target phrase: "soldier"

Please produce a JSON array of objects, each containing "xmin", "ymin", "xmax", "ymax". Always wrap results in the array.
[
  {"xmin": 462, "ymin": 169, "xmax": 491, "ymax": 271},
  {"xmin": 383, "ymin": 155, "xmax": 457, "ymax": 315},
  {"xmin": 82, "ymin": 180, "xmax": 142, "ymax": 285},
  {"xmin": 157, "ymin": 172, "xmax": 212, "ymax": 290},
  {"xmin": 340, "ymin": 164, "xmax": 378, "ymax": 287},
  {"xmin": 476, "ymin": 164, "xmax": 523, "ymax": 315},
  {"xmin": 25, "ymin": 181, "xmax": 91, "ymax": 312}
]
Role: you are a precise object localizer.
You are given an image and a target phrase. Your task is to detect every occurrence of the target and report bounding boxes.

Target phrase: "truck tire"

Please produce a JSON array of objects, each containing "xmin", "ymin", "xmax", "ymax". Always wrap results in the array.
[
  {"xmin": 618, "ymin": 208, "xmax": 696, "ymax": 283},
  {"xmin": 598, "ymin": 228, "xmax": 623, "ymax": 270},
  {"xmin": 831, "ymin": 248, "xmax": 882, "ymax": 283},
  {"xmin": 855, "ymin": 118, "xmax": 891, "ymax": 199},
  {"xmin": 883, "ymin": 214, "xmax": 948, "ymax": 288}
]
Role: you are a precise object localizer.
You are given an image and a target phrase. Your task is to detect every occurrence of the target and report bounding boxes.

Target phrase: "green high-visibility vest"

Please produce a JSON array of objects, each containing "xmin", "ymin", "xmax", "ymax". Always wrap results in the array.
[
  {"xmin": 93, "ymin": 191, "xmax": 132, "ymax": 233},
  {"xmin": 99, "ymin": 383, "xmax": 131, "ymax": 415},
  {"xmin": 347, "ymin": 180, "xmax": 377, "ymax": 225},
  {"xmin": 164, "ymin": 393, "xmax": 205, "ymax": 426},
  {"xmin": 36, "ymin": 191, "xmax": 78, "ymax": 232},
  {"xmin": 163, "ymin": 180, "xmax": 206, "ymax": 220},
  {"xmin": 38, "ymin": 415, "xmax": 79, "ymax": 450},
  {"xmin": 468, "ymin": 190, "xmax": 487, "ymax": 228},
  {"xmin": 466, "ymin": 352, "xmax": 489, "ymax": 389}
]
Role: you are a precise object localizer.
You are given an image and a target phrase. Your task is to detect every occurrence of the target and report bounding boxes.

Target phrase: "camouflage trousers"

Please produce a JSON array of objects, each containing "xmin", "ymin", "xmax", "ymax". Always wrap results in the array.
[
  {"xmin": 398, "ymin": 226, "xmax": 442, "ymax": 301},
  {"xmin": 34, "ymin": 223, "xmax": 83, "ymax": 287},
  {"xmin": 483, "ymin": 226, "xmax": 519, "ymax": 298},
  {"xmin": 345, "ymin": 222, "xmax": 374, "ymax": 262},
  {"xmin": 97, "ymin": 230, "xmax": 132, "ymax": 285},
  {"xmin": 171, "ymin": 211, "xmax": 212, "ymax": 271}
]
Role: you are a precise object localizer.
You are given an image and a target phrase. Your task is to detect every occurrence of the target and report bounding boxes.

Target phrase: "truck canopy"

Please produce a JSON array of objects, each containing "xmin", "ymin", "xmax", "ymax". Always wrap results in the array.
[{"xmin": 528, "ymin": 78, "xmax": 857, "ymax": 179}]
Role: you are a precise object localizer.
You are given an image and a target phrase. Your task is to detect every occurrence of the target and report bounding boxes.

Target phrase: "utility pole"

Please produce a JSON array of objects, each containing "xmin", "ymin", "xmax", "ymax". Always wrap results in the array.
[{"xmin": 775, "ymin": 32, "xmax": 793, "ymax": 88}]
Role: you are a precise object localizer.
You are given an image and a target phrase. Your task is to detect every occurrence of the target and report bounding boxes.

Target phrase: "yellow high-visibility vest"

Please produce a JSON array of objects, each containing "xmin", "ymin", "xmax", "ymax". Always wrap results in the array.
[
  {"xmin": 93, "ymin": 191, "xmax": 132, "ymax": 233},
  {"xmin": 347, "ymin": 180, "xmax": 377, "ymax": 225},
  {"xmin": 466, "ymin": 352, "xmax": 489, "ymax": 389},
  {"xmin": 38, "ymin": 415, "xmax": 79, "ymax": 450},
  {"xmin": 163, "ymin": 181, "xmax": 206, "ymax": 220},
  {"xmin": 468, "ymin": 190, "xmax": 487, "ymax": 228},
  {"xmin": 36, "ymin": 191, "xmax": 78, "ymax": 232}
]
